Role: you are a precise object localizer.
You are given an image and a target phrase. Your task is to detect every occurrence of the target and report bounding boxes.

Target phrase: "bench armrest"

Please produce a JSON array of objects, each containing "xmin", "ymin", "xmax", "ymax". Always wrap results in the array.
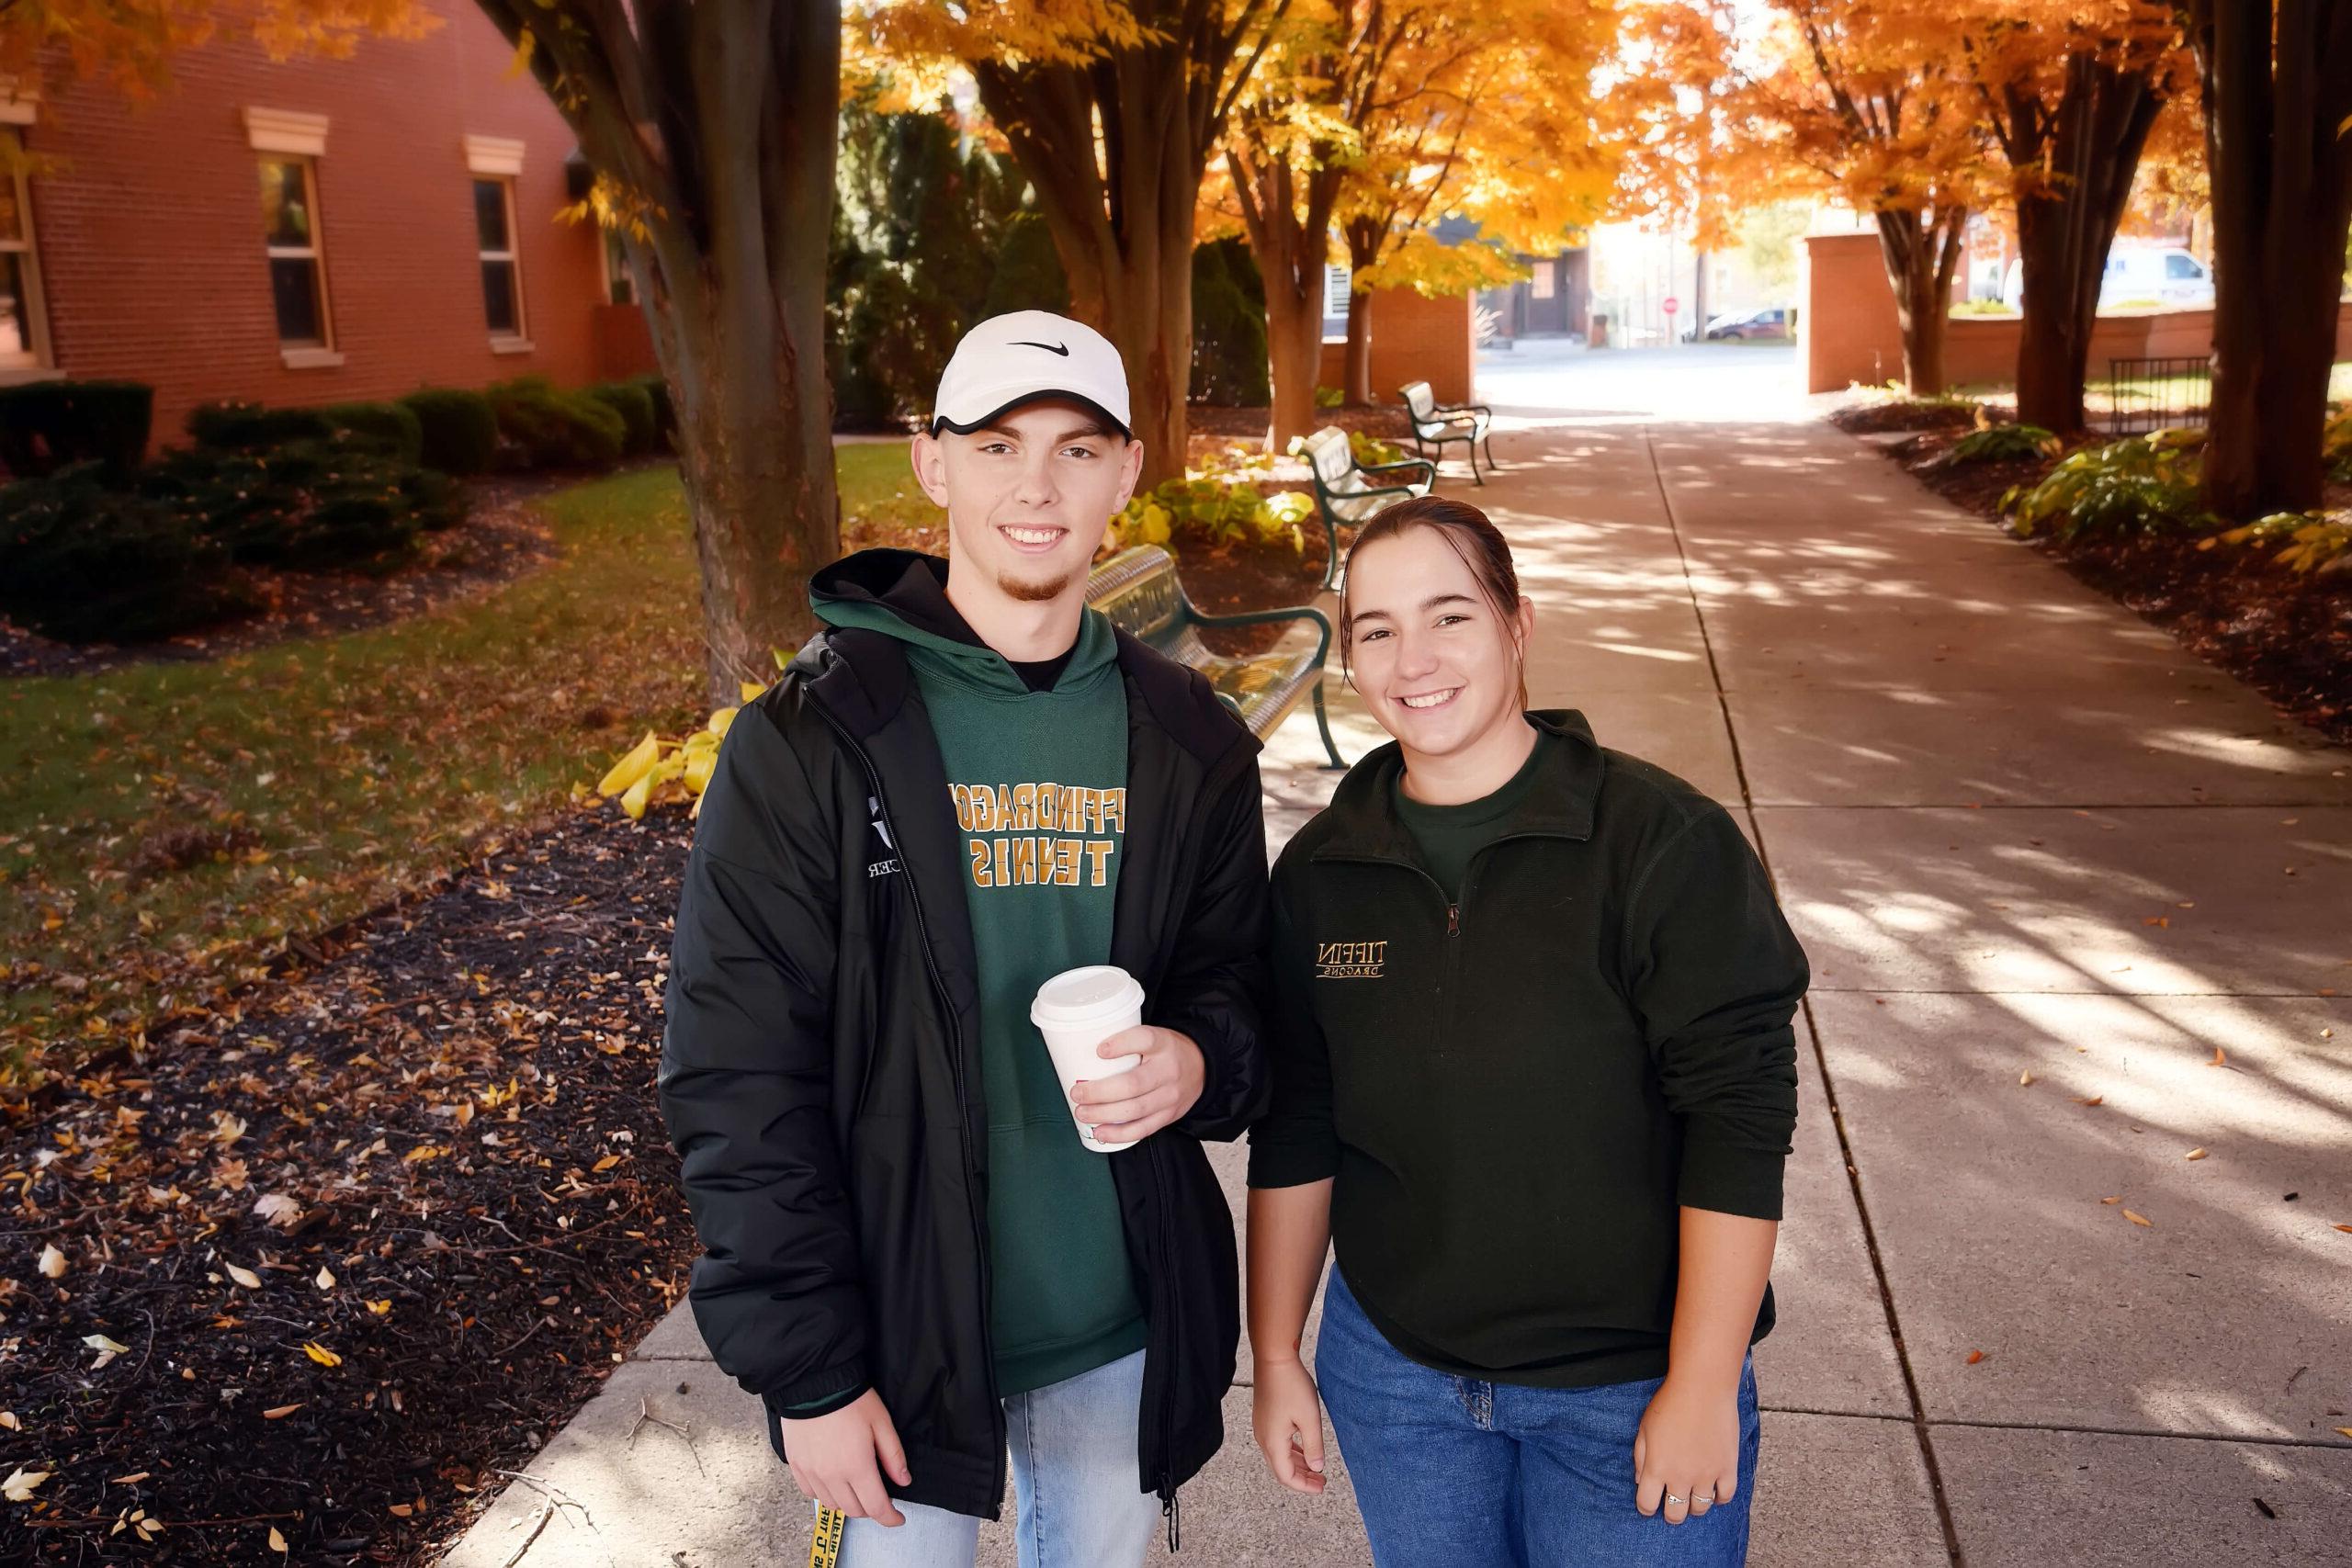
[
  {"xmin": 1432, "ymin": 401, "xmax": 1493, "ymax": 418},
  {"xmin": 1320, "ymin": 479, "xmax": 1425, "ymax": 506},
  {"xmin": 1360, "ymin": 457, "xmax": 1439, "ymax": 485},
  {"xmin": 1187, "ymin": 602, "xmax": 1334, "ymax": 664}
]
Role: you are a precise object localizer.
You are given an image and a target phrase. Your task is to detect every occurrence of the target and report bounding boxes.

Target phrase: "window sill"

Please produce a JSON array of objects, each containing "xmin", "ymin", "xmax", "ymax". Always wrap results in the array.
[
  {"xmin": 282, "ymin": 347, "xmax": 345, "ymax": 370},
  {"xmin": 490, "ymin": 337, "xmax": 536, "ymax": 355},
  {"xmin": 0, "ymin": 363, "xmax": 62, "ymax": 387}
]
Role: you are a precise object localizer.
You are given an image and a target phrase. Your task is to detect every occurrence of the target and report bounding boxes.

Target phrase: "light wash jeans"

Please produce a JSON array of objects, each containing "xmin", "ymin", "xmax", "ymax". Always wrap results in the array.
[
  {"xmin": 1317, "ymin": 1266, "xmax": 1761, "ymax": 1568},
  {"xmin": 826, "ymin": 1348, "xmax": 1159, "ymax": 1568}
]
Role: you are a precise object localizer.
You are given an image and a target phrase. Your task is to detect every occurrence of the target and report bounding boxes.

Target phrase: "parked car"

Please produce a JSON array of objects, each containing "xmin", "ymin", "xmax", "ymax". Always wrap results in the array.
[
  {"xmin": 1999, "ymin": 247, "xmax": 2214, "ymax": 310},
  {"xmin": 1700, "ymin": 306, "xmax": 1791, "ymax": 341}
]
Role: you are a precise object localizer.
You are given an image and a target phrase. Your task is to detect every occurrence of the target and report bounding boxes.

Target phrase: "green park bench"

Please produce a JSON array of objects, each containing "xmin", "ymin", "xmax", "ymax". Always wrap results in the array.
[
  {"xmin": 1399, "ymin": 378, "xmax": 1499, "ymax": 484},
  {"xmin": 1301, "ymin": 424, "xmax": 1437, "ymax": 590},
  {"xmin": 1086, "ymin": 544, "xmax": 1345, "ymax": 769}
]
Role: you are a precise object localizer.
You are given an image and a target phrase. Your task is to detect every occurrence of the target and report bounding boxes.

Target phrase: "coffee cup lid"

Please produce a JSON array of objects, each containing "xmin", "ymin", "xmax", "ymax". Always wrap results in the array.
[{"xmin": 1031, "ymin": 965, "xmax": 1145, "ymax": 1029}]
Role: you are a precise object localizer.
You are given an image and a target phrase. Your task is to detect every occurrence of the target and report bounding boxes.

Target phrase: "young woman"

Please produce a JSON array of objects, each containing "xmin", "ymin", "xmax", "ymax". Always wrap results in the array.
[{"xmin": 1246, "ymin": 496, "xmax": 1809, "ymax": 1565}]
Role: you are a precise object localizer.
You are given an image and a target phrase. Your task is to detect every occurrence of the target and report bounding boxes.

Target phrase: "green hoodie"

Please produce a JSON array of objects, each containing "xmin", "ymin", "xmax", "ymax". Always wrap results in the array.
[{"xmin": 816, "ymin": 563, "xmax": 1148, "ymax": 1398}]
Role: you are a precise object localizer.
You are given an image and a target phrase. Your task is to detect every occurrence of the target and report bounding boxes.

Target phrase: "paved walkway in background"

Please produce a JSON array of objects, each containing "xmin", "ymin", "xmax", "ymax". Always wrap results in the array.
[{"xmin": 443, "ymin": 408, "xmax": 2352, "ymax": 1567}]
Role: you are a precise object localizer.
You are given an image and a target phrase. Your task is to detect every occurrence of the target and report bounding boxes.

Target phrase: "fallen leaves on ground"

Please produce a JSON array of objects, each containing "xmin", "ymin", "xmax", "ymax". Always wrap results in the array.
[{"xmin": 0, "ymin": 808, "xmax": 696, "ymax": 1563}]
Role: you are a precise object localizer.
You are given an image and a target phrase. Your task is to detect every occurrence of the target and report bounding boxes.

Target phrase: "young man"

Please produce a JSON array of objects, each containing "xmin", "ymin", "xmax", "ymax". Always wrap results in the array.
[{"xmin": 659, "ymin": 310, "xmax": 1270, "ymax": 1565}]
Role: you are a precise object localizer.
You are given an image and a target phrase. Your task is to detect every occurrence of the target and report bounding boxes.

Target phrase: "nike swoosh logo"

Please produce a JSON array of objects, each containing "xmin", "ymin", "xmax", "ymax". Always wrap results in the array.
[{"xmin": 1011, "ymin": 340, "xmax": 1070, "ymax": 356}]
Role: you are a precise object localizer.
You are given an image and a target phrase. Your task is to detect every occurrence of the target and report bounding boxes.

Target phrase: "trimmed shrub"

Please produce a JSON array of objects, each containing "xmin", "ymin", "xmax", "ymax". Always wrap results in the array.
[
  {"xmin": 138, "ymin": 446, "xmax": 304, "ymax": 563},
  {"xmin": 636, "ymin": 375, "xmax": 677, "ymax": 448},
  {"xmin": 488, "ymin": 376, "xmax": 628, "ymax": 469},
  {"xmin": 140, "ymin": 442, "xmax": 430, "ymax": 570},
  {"xmin": 320, "ymin": 400, "xmax": 425, "ymax": 465},
  {"xmin": 0, "ymin": 379, "xmax": 155, "ymax": 479},
  {"xmin": 585, "ymin": 380, "xmax": 658, "ymax": 456},
  {"xmin": 402, "ymin": 466, "xmax": 469, "ymax": 532},
  {"xmin": 0, "ymin": 462, "xmax": 241, "ymax": 642},
  {"xmin": 982, "ymin": 210, "xmax": 1072, "ymax": 318},
  {"xmin": 187, "ymin": 400, "xmax": 336, "ymax": 453},
  {"xmin": 400, "ymin": 388, "xmax": 500, "ymax": 476},
  {"xmin": 1191, "ymin": 240, "xmax": 1270, "ymax": 406}
]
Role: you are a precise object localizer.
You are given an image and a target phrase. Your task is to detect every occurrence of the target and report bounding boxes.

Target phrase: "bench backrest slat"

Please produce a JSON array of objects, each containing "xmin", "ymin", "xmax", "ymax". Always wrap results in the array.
[
  {"xmin": 1085, "ymin": 545, "xmax": 1185, "ymax": 642},
  {"xmin": 1399, "ymin": 380, "xmax": 1437, "ymax": 419},
  {"xmin": 1305, "ymin": 426, "xmax": 1358, "ymax": 487}
]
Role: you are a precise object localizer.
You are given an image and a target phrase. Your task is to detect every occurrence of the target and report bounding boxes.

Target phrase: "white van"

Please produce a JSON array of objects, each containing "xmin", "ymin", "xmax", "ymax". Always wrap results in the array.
[{"xmin": 2000, "ymin": 247, "xmax": 2214, "ymax": 310}]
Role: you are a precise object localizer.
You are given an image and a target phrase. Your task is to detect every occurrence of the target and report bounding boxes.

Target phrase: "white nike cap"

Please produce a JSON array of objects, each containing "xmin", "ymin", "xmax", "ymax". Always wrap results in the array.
[{"xmin": 930, "ymin": 310, "xmax": 1133, "ymax": 442}]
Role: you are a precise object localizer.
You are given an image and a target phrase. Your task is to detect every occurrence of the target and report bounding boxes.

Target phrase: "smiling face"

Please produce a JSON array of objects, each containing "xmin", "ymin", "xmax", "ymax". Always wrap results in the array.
[
  {"xmin": 1343, "ymin": 525, "xmax": 1533, "ymax": 762},
  {"xmin": 910, "ymin": 399, "xmax": 1145, "ymax": 607}
]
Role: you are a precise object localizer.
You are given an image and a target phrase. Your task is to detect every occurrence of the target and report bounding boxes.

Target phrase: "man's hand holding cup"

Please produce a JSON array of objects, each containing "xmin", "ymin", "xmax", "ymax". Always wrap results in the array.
[{"xmin": 1069, "ymin": 1023, "xmax": 1205, "ymax": 1145}]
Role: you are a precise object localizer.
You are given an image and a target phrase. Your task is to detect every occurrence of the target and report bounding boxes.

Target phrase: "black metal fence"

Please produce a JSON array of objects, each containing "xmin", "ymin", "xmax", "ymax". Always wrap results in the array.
[{"xmin": 2104, "ymin": 356, "xmax": 2211, "ymax": 435}]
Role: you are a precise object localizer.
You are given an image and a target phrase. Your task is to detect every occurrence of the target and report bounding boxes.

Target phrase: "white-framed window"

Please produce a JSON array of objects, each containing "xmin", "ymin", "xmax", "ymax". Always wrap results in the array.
[
  {"xmin": 475, "ymin": 178, "xmax": 526, "ymax": 339},
  {"xmin": 1532, "ymin": 260, "xmax": 1556, "ymax": 300},
  {"xmin": 259, "ymin": 156, "xmax": 332, "ymax": 349},
  {"xmin": 465, "ymin": 136, "xmax": 532, "ymax": 352},
  {"xmin": 1323, "ymin": 263, "xmax": 1352, "ymax": 319},
  {"xmin": 244, "ymin": 107, "xmax": 339, "ymax": 368},
  {"xmin": 0, "ymin": 125, "xmax": 51, "ymax": 374}
]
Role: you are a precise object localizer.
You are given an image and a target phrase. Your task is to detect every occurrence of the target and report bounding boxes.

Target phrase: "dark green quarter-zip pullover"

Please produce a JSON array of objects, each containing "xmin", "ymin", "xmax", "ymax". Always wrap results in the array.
[{"xmin": 1248, "ymin": 712, "xmax": 1809, "ymax": 1388}]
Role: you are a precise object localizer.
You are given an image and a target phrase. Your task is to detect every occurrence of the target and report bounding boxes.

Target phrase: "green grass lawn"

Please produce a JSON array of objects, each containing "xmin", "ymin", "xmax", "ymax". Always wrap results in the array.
[{"xmin": 0, "ymin": 445, "xmax": 931, "ymax": 1080}]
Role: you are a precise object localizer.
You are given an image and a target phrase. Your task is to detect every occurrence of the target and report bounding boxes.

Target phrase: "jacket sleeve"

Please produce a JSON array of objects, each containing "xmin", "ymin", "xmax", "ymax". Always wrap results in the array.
[
  {"xmin": 1622, "ymin": 803, "xmax": 1809, "ymax": 1221},
  {"xmin": 1245, "ymin": 859, "xmax": 1340, "ymax": 1188},
  {"xmin": 1155, "ymin": 749, "xmax": 1272, "ymax": 1143},
  {"xmin": 658, "ymin": 696, "xmax": 870, "ymax": 1413}
]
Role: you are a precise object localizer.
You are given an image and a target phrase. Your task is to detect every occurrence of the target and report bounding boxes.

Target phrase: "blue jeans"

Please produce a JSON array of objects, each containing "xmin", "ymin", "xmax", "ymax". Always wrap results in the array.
[
  {"xmin": 1316, "ymin": 1267, "xmax": 1760, "ymax": 1567},
  {"xmin": 831, "ymin": 1348, "xmax": 1159, "ymax": 1568}
]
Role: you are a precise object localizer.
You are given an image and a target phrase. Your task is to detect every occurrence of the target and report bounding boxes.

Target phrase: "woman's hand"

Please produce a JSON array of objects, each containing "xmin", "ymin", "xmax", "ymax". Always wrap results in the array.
[
  {"xmin": 1633, "ymin": 1374, "xmax": 1739, "ymax": 1526},
  {"xmin": 780, "ymin": 1390, "xmax": 912, "ymax": 1527},
  {"xmin": 1069, "ymin": 1025, "xmax": 1206, "ymax": 1144},
  {"xmin": 1252, "ymin": 1358, "xmax": 1329, "ymax": 1495}
]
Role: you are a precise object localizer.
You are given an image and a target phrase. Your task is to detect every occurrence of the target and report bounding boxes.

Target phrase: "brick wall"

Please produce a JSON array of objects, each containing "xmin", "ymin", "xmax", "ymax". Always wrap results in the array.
[
  {"xmin": 1800, "ymin": 231, "xmax": 2352, "ymax": 394},
  {"xmin": 17, "ymin": 0, "xmax": 615, "ymax": 450},
  {"xmin": 1317, "ymin": 287, "xmax": 1477, "ymax": 407}
]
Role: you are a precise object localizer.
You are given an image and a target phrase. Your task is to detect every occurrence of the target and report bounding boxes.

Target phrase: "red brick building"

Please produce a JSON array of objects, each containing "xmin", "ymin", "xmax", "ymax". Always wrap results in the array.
[{"xmin": 1, "ymin": 0, "xmax": 656, "ymax": 452}]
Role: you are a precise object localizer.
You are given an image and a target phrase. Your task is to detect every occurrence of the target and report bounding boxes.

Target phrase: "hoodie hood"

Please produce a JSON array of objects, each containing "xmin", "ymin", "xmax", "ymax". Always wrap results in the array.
[{"xmin": 810, "ymin": 549, "xmax": 1116, "ymax": 697}]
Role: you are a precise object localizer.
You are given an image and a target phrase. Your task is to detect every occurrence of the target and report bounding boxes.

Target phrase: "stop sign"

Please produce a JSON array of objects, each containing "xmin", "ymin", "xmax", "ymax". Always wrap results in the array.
[{"xmin": 1663, "ymin": 297, "xmax": 1679, "ymax": 315}]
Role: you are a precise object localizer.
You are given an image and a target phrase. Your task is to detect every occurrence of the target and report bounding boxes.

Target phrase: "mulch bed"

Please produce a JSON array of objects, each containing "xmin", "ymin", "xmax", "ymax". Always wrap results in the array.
[
  {"xmin": 1186, "ymin": 402, "xmax": 1412, "ymax": 445},
  {"xmin": 0, "ymin": 803, "xmax": 698, "ymax": 1565},
  {"xmin": 1826, "ymin": 399, "xmax": 2004, "ymax": 435},
  {"xmin": 1839, "ymin": 412, "xmax": 2352, "ymax": 747},
  {"xmin": 0, "ymin": 468, "xmax": 638, "ymax": 681}
]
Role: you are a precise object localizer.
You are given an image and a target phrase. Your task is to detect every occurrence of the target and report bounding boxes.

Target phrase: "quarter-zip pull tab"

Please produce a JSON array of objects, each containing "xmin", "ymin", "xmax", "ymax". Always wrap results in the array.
[{"xmin": 1446, "ymin": 902, "xmax": 1460, "ymax": 934}]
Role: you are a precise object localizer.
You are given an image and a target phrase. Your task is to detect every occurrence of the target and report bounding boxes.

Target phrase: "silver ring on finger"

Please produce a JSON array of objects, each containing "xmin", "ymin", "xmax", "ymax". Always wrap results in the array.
[{"xmin": 1666, "ymin": 1493, "xmax": 1684, "ymax": 1507}]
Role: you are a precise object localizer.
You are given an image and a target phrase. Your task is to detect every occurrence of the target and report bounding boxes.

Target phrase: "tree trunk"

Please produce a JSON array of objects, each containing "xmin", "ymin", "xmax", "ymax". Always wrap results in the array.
[
  {"xmin": 1229, "ymin": 148, "xmax": 1343, "ymax": 449},
  {"xmin": 2188, "ymin": 0, "xmax": 2352, "ymax": 518},
  {"xmin": 1874, "ymin": 209, "xmax": 1962, "ymax": 396},
  {"xmin": 2007, "ymin": 60, "xmax": 2167, "ymax": 434},
  {"xmin": 1343, "ymin": 290, "xmax": 1374, "ymax": 405},
  {"xmin": 469, "ymin": 0, "xmax": 842, "ymax": 704},
  {"xmin": 971, "ymin": 4, "xmax": 1263, "ymax": 491},
  {"xmin": 1343, "ymin": 218, "xmax": 1383, "ymax": 404},
  {"xmin": 1264, "ymin": 282, "xmax": 1323, "ymax": 448},
  {"xmin": 660, "ymin": 282, "xmax": 838, "ymax": 704}
]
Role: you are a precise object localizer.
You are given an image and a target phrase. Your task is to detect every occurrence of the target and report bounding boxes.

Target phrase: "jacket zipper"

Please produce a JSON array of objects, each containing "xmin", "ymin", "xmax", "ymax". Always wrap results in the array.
[
  {"xmin": 1146, "ymin": 740, "xmax": 1253, "ymax": 1528},
  {"xmin": 1323, "ymin": 838, "xmax": 1532, "ymax": 1058},
  {"xmin": 806, "ymin": 697, "xmax": 1007, "ymax": 1503}
]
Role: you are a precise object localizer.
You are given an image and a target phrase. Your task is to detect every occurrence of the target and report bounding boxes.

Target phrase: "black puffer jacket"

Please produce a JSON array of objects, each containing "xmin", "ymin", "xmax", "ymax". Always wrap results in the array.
[{"xmin": 658, "ymin": 555, "xmax": 1270, "ymax": 1523}]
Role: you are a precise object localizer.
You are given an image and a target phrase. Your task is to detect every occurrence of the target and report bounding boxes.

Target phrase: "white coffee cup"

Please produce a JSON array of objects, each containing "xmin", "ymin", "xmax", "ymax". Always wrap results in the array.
[{"xmin": 1030, "ymin": 965, "xmax": 1147, "ymax": 1154}]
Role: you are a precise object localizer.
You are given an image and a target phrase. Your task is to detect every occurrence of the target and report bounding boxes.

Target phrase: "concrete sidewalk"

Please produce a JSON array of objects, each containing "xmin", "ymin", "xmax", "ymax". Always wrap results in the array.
[{"xmin": 442, "ymin": 419, "xmax": 2352, "ymax": 1567}]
